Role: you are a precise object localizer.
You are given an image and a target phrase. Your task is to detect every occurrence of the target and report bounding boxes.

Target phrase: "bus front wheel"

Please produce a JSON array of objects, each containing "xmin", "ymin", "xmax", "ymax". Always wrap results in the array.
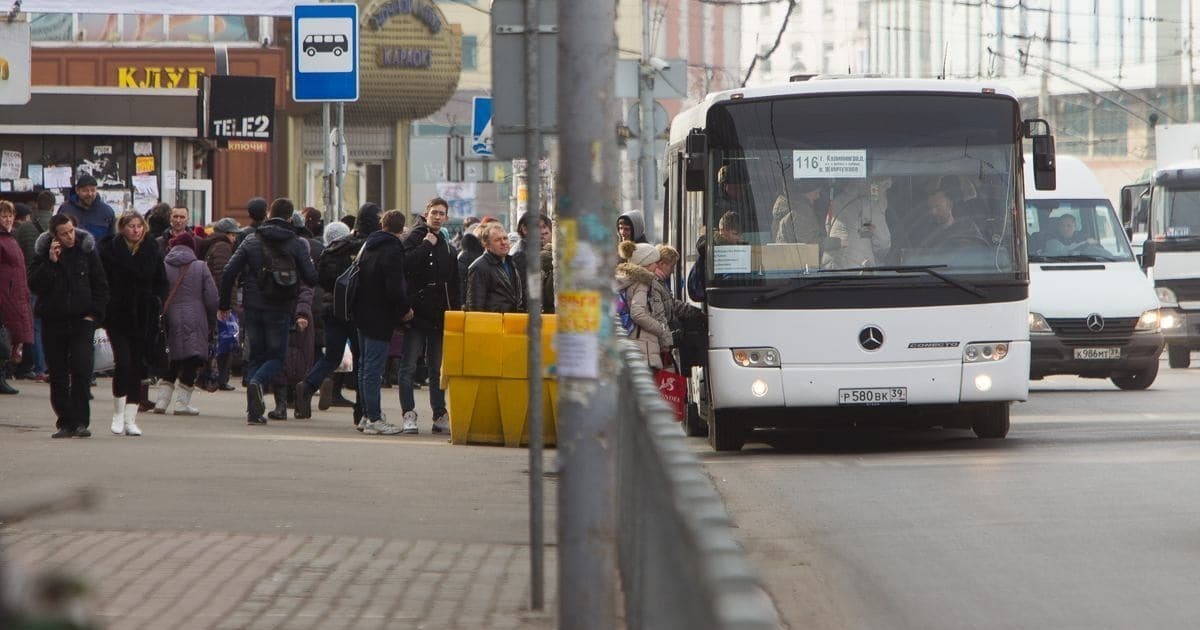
[
  {"xmin": 708, "ymin": 409, "xmax": 745, "ymax": 451},
  {"xmin": 972, "ymin": 402, "xmax": 1010, "ymax": 439}
]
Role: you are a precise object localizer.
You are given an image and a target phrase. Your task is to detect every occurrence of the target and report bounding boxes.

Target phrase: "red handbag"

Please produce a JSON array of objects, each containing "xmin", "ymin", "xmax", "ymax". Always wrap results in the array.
[{"xmin": 653, "ymin": 368, "xmax": 687, "ymax": 420}]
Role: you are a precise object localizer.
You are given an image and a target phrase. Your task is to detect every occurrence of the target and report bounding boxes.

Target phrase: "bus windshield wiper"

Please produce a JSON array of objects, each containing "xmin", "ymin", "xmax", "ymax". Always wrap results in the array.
[
  {"xmin": 752, "ymin": 277, "xmax": 838, "ymax": 304},
  {"xmin": 852, "ymin": 265, "xmax": 988, "ymax": 299}
]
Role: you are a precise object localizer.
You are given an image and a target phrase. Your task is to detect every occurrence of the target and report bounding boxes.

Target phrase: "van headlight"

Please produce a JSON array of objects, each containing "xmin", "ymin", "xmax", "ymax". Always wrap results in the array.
[
  {"xmin": 964, "ymin": 342, "xmax": 1009, "ymax": 363},
  {"xmin": 1028, "ymin": 312, "xmax": 1052, "ymax": 333},
  {"xmin": 1161, "ymin": 310, "xmax": 1183, "ymax": 330},
  {"xmin": 1156, "ymin": 287, "xmax": 1178, "ymax": 306},
  {"xmin": 1134, "ymin": 308, "xmax": 1161, "ymax": 332},
  {"xmin": 731, "ymin": 347, "xmax": 781, "ymax": 367}
]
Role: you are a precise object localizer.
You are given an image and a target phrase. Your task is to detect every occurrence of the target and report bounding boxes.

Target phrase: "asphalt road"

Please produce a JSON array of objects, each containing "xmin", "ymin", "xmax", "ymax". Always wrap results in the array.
[{"xmin": 700, "ymin": 358, "xmax": 1200, "ymax": 630}]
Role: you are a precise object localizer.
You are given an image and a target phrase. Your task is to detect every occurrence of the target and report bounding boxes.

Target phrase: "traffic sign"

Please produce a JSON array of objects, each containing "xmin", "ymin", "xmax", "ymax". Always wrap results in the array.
[
  {"xmin": 471, "ymin": 96, "xmax": 493, "ymax": 157},
  {"xmin": 292, "ymin": 3, "xmax": 359, "ymax": 102}
]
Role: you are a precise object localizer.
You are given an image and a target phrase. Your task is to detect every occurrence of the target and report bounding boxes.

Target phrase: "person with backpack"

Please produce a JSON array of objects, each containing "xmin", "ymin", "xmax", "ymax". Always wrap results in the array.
[
  {"xmin": 293, "ymin": 203, "xmax": 381, "ymax": 421},
  {"xmin": 398, "ymin": 198, "xmax": 462, "ymax": 435},
  {"xmin": 352, "ymin": 209, "xmax": 413, "ymax": 435},
  {"xmin": 615, "ymin": 240, "xmax": 673, "ymax": 370},
  {"xmin": 218, "ymin": 197, "xmax": 318, "ymax": 425}
]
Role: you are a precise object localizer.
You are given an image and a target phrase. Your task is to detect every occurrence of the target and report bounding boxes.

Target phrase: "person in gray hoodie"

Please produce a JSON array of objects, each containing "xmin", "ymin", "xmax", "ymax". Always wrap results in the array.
[{"xmin": 617, "ymin": 209, "xmax": 648, "ymax": 244}]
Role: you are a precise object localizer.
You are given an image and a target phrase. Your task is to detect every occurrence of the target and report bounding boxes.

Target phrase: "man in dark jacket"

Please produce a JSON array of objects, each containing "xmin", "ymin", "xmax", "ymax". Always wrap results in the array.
[
  {"xmin": 218, "ymin": 198, "xmax": 318, "ymax": 424},
  {"xmin": 295, "ymin": 203, "xmax": 381, "ymax": 420},
  {"xmin": 234, "ymin": 196, "xmax": 269, "ymax": 252},
  {"xmin": 353, "ymin": 210, "xmax": 413, "ymax": 435},
  {"xmin": 56, "ymin": 174, "xmax": 116, "ymax": 242},
  {"xmin": 398, "ymin": 197, "xmax": 462, "ymax": 434},
  {"xmin": 467, "ymin": 222, "xmax": 526, "ymax": 313},
  {"xmin": 28, "ymin": 215, "xmax": 110, "ymax": 438}
]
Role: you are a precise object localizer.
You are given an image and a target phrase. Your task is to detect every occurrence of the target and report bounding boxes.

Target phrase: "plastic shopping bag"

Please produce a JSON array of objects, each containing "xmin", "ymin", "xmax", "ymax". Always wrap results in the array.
[
  {"xmin": 335, "ymin": 342, "xmax": 354, "ymax": 373},
  {"xmin": 93, "ymin": 328, "xmax": 115, "ymax": 373},
  {"xmin": 653, "ymin": 368, "xmax": 687, "ymax": 421}
]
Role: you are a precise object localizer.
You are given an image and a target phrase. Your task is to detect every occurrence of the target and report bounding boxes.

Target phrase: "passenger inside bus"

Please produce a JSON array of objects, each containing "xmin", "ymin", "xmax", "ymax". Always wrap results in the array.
[
  {"xmin": 772, "ymin": 179, "xmax": 824, "ymax": 245},
  {"xmin": 823, "ymin": 178, "xmax": 891, "ymax": 268},
  {"xmin": 909, "ymin": 187, "xmax": 986, "ymax": 255}
]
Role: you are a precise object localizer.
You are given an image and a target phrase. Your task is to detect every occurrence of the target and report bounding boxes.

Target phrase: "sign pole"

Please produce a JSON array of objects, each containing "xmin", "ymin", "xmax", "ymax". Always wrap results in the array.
[
  {"xmin": 524, "ymin": 0, "xmax": 545, "ymax": 612},
  {"xmin": 336, "ymin": 101, "xmax": 346, "ymax": 218},
  {"xmin": 322, "ymin": 102, "xmax": 333, "ymax": 222}
]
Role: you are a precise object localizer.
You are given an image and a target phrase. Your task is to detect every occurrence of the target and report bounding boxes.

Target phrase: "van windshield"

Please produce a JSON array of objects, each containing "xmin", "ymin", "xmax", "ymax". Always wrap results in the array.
[{"xmin": 1026, "ymin": 198, "xmax": 1134, "ymax": 262}]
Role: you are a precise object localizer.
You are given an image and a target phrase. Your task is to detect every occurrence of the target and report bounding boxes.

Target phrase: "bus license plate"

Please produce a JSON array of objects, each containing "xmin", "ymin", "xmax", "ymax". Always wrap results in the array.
[
  {"xmin": 838, "ymin": 387, "xmax": 908, "ymax": 406},
  {"xmin": 1073, "ymin": 347, "xmax": 1121, "ymax": 360}
]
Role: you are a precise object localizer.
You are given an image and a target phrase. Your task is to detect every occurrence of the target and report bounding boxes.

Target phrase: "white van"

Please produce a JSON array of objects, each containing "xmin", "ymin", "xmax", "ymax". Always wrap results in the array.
[{"xmin": 1025, "ymin": 155, "xmax": 1164, "ymax": 389}]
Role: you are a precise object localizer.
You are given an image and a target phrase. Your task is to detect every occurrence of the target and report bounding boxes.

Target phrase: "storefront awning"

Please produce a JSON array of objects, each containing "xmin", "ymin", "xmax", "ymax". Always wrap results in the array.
[
  {"xmin": 0, "ymin": 87, "xmax": 197, "ymax": 137},
  {"xmin": 19, "ymin": 1, "xmax": 299, "ymax": 16}
]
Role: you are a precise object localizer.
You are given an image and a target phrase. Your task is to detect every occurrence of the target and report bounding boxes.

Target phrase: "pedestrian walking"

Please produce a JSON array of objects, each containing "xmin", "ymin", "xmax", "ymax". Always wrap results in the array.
[
  {"xmin": 28, "ymin": 215, "xmax": 110, "ymax": 438},
  {"xmin": 268, "ymin": 276, "xmax": 315, "ymax": 421},
  {"xmin": 354, "ymin": 209, "xmax": 413, "ymax": 435},
  {"xmin": 218, "ymin": 198, "xmax": 318, "ymax": 425},
  {"xmin": 456, "ymin": 224, "xmax": 485, "ymax": 305},
  {"xmin": 97, "ymin": 211, "xmax": 167, "ymax": 435},
  {"xmin": 294, "ymin": 204, "xmax": 379, "ymax": 420},
  {"xmin": 202, "ymin": 217, "xmax": 241, "ymax": 390},
  {"xmin": 156, "ymin": 206, "xmax": 197, "ymax": 256},
  {"xmin": 155, "ymin": 231, "xmax": 218, "ymax": 416},
  {"xmin": 56, "ymin": 174, "xmax": 116, "ymax": 242},
  {"xmin": 466, "ymin": 222, "xmax": 525, "ymax": 313},
  {"xmin": 0, "ymin": 201, "xmax": 35, "ymax": 395},
  {"xmin": 399, "ymin": 198, "xmax": 461, "ymax": 434}
]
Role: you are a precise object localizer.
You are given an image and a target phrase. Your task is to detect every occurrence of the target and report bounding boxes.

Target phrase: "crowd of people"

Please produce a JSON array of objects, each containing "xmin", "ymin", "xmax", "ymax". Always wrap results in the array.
[{"xmin": 0, "ymin": 172, "xmax": 560, "ymax": 439}]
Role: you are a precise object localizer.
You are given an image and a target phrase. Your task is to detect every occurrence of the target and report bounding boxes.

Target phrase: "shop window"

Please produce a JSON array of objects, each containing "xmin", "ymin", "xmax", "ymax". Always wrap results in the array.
[
  {"xmin": 122, "ymin": 15, "xmax": 166, "ymax": 42},
  {"xmin": 169, "ymin": 16, "xmax": 211, "ymax": 42},
  {"xmin": 213, "ymin": 17, "xmax": 260, "ymax": 42},
  {"xmin": 462, "ymin": 35, "xmax": 478, "ymax": 71},
  {"xmin": 77, "ymin": 14, "xmax": 121, "ymax": 42},
  {"xmin": 30, "ymin": 14, "xmax": 72, "ymax": 41}
]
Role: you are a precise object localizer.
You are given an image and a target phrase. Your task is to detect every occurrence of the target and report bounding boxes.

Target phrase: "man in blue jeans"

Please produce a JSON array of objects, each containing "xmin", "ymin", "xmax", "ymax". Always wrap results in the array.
[
  {"xmin": 352, "ymin": 209, "xmax": 413, "ymax": 434},
  {"xmin": 399, "ymin": 198, "xmax": 462, "ymax": 434},
  {"xmin": 218, "ymin": 198, "xmax": 318, "ymax": 424},
  {"xmin": 293, "ymin": 203, "xmax": 382, "ymax": 421}
]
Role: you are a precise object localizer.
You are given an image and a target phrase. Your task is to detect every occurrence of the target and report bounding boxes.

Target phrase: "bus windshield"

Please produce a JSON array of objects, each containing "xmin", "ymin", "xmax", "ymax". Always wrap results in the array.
[{"xmin": 703, "ymin": 93, "xmax": 1020, "ymax": 286}]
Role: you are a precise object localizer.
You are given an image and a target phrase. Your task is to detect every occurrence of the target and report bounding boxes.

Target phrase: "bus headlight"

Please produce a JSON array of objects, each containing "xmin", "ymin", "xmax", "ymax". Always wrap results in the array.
[
  {"xmin": 1157, "ymin": 287, "xmax": 1178, "ymax": 306},
  {"xmin": 1134, "ymin": 309, "xmax": 1161, "ymax": 332},
  {"xmin": 964, "ymin": 342, "xmax": 1009, "ymax": 363},
  {"xmin": 731, "ymin": 347, "xmax": 780, "ymax": 368},
  {"xmin": 1028, "ymin": 312, "xmax": 1052, "ymax": 333}
]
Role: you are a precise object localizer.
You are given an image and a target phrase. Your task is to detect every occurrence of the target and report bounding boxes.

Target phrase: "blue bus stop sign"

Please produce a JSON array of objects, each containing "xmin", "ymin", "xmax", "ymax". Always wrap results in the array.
[
  {"xmin": 292, "ymin": 3, "xmax": 359, "ymax": 102},
  {"xmin": 471, "ymin": 96, "xmax": 493, "ymax": 157}
]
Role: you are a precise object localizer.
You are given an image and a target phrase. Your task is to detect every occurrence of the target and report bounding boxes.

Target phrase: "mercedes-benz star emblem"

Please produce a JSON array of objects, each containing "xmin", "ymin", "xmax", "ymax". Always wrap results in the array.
[
  {"xmin": 1086, "ymin": 313, "xmax": 1105, "ymax": 332},
  {"xmin": 858, "ymin": 326, "xmax": 884, "ymax": 351}
]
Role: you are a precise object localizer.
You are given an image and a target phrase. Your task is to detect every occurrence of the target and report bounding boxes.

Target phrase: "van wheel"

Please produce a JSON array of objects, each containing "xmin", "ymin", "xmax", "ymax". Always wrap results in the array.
[
  {"xmin": 708, "ymin": 409, "xmax": 745, "ymax": 452},
  {"xmin": 1168, "ymin": 345, "xmax": 1191, "ymax": 369},
  {"xmin": 972, "ymin": 402, "xmax": 1010, "ymax": 439},
  {"xmin": 1111, "ymin": 360, "xmax": 1159, "ymax": 390}
]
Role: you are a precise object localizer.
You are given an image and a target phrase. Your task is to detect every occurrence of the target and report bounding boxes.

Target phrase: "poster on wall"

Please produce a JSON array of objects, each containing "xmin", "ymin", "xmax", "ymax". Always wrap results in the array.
[
  {"xmin": 131, "ymin": 174, "xmax": 159, "ymax": 213},
  {"xmin": 436, "ymin": 182, "xmax": 477, "ymax": 220},
  {"xmin": 135, "ymin": 156, "xmax": 155, "ymax": 174},
  {"xmin": 0, "ymin": 151, "xmax": 21, "ymax": 180},
  {"xmin": 77, "ymin": 148, "xmax": 122, "ymax": 188},
  {"xmin": 134, "ymin": 142, "xmax": 153, "ymax": 156},
  {"xmin": 27, "ymin": 164, "xmax": 43, "ymax": 187},
  {"xmin": 99, "ymin": 189, "xmax": 130, "ymax": 211},
  {"xmin": 43, "ymin": 166, "xmax": 72, "ymax": 189}
]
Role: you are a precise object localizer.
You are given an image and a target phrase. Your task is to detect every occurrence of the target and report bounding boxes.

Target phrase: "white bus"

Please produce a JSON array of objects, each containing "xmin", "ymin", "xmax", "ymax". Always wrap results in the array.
[{"xmin": 663, "ymin": 78, "xmax": 1056, "ymax": 451}]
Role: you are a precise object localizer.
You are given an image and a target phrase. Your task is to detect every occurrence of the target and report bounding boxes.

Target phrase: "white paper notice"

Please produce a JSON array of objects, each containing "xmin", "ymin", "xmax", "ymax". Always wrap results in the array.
[
  {"xmin": 163, "ymin": 171, "xmax": 177, "ymax": 190},
  {"xmin": 132, "ymin": 174, "xmax": 159, "ymax": 213},
  {"xmin": 793, "ymin": 149, "xmax": 867, "ymax": 179},
  {"xmin": 0, "ymin": 151, "xmax": 21, "ymax": 180},
  {"xmin": 44, "ymin": 166, "xmax": 73, "ymax": 189},
  {"xmin": 556, "ymin": 333, "xmax": 599, "ymax": 378},
  {"xmin": 134, "ymin": 142, "xmax": 153, "ymax": 156},
  {"xmin": 27, "ymin": 164, "xmax": 42, "ymax": 186},
  {"xmin": 711, "ymin": 245, "xmax": 752, "ymax": 274}
]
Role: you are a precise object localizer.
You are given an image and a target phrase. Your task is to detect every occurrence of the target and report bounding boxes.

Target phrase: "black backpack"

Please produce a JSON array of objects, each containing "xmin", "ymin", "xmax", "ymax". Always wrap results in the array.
[
  {"xmin": 332, "ymin": 243, "xmax": 366, "ymax": 323},
  {"xmin": 258, "ymin": 238, "xmax": 299, "ymax": 303}
]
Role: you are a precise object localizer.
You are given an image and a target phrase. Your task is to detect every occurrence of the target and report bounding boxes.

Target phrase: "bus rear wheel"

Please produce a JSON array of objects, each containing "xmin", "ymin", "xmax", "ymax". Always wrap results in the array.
[
  {"xmin": 708, "ymin": 409, "xmax": 745, "ymax": 451},
  {"xmin": 1168, "ymin": 345, "xmax": 1191, "ymax": 369},
  {"xmin": 972, "ymin": 402, "xmax": 1010, "ymax": 439}
]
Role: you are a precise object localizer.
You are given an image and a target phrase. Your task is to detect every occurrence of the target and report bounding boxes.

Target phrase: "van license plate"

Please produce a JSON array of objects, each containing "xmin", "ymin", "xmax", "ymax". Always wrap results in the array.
[
  {"xmin": 838, "ymin": 387, "xmax": 907, "ymax": 406},
  {"xmin": 1074, "ymin": 347, "xmax": 1121, "ymax": 360}
]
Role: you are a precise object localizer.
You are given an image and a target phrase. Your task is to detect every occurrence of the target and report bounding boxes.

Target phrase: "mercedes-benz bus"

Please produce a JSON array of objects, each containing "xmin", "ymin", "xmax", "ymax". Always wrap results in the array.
[{"xmin": 663, "ymin": 77, "xmax": 1056, "ymax": 451}]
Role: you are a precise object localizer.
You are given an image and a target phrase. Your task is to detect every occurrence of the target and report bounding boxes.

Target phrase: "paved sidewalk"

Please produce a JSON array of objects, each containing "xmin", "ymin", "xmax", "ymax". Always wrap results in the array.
[{"xmin": 1, "ymin": 379, "xmax": 558, "ymax": 629}]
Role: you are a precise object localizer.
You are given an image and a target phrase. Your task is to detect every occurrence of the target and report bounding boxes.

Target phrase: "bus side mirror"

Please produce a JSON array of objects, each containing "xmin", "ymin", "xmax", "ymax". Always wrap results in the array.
[
  {"xmin": 1024, "ymin": 119, "xmax": 1056, "ymax": 191},
  {"xmin": 685, "ymin": 128, "xmax": 707, "ymax": 192},
  {"xmin": 1142, "ymin": 239, "xmax": 1156, "ymax": 269}
]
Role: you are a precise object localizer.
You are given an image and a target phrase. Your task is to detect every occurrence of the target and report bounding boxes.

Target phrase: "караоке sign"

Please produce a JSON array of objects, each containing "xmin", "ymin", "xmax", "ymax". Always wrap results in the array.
[{"xmin": 200, "ymin": 75, "xmax": 276, "ymax": 142}]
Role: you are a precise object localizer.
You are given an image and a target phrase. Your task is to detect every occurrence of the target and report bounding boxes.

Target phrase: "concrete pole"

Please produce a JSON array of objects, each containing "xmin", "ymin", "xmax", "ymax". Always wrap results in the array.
[
  {"xmin": 639, "ymin": 0, "xmax": 657, "ymax": 241},
  {"xmin": 558, "ymin": 0, "xmax": 619, "ymax": 627},
  {"xmin": 523, "ymin": 0, "xmax": 545, "ymax": 612},
  {"xmin": 322, "ymin": 103, "xmax": 333, "ymax": 223}
]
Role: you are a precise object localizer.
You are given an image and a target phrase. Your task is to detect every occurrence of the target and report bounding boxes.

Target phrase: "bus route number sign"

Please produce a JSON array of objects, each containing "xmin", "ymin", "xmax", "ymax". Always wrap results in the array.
[{"xmin": 793, "ymin": 149, "xmax": 866, "ymax": 179}]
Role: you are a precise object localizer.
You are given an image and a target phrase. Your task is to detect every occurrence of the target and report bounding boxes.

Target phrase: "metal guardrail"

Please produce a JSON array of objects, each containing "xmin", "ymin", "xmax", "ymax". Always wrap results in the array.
[{"xmin": 614, "ymin": 342, "xmax": 783, "ymax": 630}]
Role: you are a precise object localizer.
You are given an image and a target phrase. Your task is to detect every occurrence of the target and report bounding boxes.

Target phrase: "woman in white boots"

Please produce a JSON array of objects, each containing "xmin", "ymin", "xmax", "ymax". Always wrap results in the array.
[
  {"xmin": 155, "ymin": 229, "xmax": 218, "ymax": 417},
  {"xmin": 97, "ymin": 211, "xmax": 167, "ymax": 436}
]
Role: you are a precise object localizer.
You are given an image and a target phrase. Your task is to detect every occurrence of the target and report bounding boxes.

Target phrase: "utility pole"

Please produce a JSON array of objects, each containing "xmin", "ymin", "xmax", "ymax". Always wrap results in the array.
[
  {"xmin": 557, "ymin": 0, "xmax": 619, "ymax": 627},
  {"xmin": 639, "ymin": 0, "xmax": 657, "ymax": 241},
  {"xmin": 522, "ymin": 0, "xmax": 545, "ymax": 612},
  {"xmin": 336, "ymin": 102, "xmax": 346, "ymax": 218},
  {"xmin": 322, "ymin": 103, "xmax": 333, "ymax": 222},
  {"xmin": 1189, "ymin": 0, "xmax": 1196, "ymax": 122}
]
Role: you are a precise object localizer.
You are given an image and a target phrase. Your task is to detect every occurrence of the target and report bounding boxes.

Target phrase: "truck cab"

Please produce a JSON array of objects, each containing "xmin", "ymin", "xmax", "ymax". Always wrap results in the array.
[
  {"xmin": 1027, "ymin": 156, "xmax": 1164, "ymax": 389},
  {"xmin": 1128, "ymin": 161, "xmax": 1200, "ymax": 368}
]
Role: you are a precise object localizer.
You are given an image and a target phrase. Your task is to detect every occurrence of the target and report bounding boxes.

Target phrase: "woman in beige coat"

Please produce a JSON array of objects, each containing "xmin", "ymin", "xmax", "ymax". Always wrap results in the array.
[{"xmin": 615, "ymin": 240, "xmax": 672, "ymax": 369}]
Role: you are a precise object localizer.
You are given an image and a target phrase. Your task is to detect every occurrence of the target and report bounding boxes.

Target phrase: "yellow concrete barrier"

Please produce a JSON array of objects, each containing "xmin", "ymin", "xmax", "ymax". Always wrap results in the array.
[{"xmin": 441, "ymin": 311, "xmax": 557, "ymax": 447}]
